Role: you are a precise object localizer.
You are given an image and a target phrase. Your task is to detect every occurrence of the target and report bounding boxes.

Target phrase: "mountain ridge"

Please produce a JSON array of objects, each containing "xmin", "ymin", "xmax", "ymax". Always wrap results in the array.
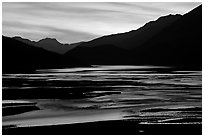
[
  {"xmin": 66, "ymin": 5, "xmax": 202, "ymax": 69},
  {"xmin": 2, "ymin": 35, "xmax": 87, "ymax": 73},
  {"xmin": 74, "ymin": 13, "xmax": 182, "ymax": 50},
  {"xmin": 4, "ymin": 4, "xmax": 202, "ymax": 71},
  {"xmin": 13, "ymin": 36, "xmax": 76, "ymax": 54}
]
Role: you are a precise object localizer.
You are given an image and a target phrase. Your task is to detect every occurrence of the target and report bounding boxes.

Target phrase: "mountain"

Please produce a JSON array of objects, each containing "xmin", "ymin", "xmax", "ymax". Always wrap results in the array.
[
  {"xmin": 2, "ymin": 36, "xmax": 86, "ymax": 73},
  {"xmin": 35, "ymin": 38, "xmax": 75, "ymax": 54},
  {"xmin": 13, "ymin": 37, "xmax": 76, "ymax": 54},
  {"xmin": 130, "ymin": 4, "xmax": 202, "ymax": 68},
  {"xmin": 13, "ymin": 36, "xmax": 36, "ymax": 46},
  {"xmin": 66, "ymin": 5, "xmax": 202, "ymax": 69},
  {"xmin": 67, "ymin": 13, "xmax": 183, "ymax": 65},
  {"xmin": 67, "ymin": 44, "xmax": 132, "ymax": 65},
  {"xmin": 77, "ymin": 14, "xmax": 182, "ymax": 50}
]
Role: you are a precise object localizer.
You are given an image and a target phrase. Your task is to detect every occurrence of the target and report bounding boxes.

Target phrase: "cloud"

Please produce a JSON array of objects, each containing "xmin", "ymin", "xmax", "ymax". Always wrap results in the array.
[
  {"xmin": 3, "ymin": 20, "xmax": 99, "ymax": 44},
  {"xmin": 2, "ymin": 2, "xmax": 201, "ymax": 43}
]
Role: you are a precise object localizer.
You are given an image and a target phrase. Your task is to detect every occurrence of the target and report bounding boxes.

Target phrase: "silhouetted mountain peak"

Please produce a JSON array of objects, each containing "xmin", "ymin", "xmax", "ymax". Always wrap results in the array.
[
  {"xmin": 143, "ymin": 14, "xmax": 182, "ymax": 27},
  {"xmin": 13, "ymin": 36, "xmax": 36, "ymax": 46},
  {"xmin": 10, "ymin": 36, "xmax": 83, "ymax": 54},
  {"xmin": 38, "ymin": 38, "xmax": 61, "ymax": 45},
  {"xmin": 157, "ymin": 14, "xmax": 181, "ymax": 20},
  {"xmin": 35, "ymin": 37, "xmax": 82, "ymax": 54},
  {"xmin": 13, "ymin": 36, "xmax": 22, "ymax": 39}
]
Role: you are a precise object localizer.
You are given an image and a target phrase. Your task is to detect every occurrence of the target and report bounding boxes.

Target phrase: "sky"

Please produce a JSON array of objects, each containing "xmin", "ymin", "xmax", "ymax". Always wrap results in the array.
[{"xmin": 2, "ymin": 2, "xmax": 201, "ymax": 44}]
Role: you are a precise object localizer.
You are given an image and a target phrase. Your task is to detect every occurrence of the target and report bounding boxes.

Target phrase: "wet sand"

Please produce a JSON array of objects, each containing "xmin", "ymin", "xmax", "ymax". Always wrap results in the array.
[
  {"xmin": 3, "ymin": 102, "xmax": 40, "ymax": 116},
  {"xmin": 3, "ymin": 120, "xmax": 202, "ymax": 135},
  {"xmin": 2, "ymin": 66, "xmax": 202, "ymax": 135}
]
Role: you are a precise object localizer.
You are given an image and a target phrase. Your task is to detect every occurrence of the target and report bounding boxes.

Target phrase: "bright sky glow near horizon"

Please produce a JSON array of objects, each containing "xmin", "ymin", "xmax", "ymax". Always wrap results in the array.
[{"xmin": 2, "ymin": 2, "xmax": 201, "ymax": 44}]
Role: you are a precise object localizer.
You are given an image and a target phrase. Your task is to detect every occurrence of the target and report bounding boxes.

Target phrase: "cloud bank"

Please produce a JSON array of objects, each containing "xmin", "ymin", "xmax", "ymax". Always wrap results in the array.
[{"xmin": 2, "ymin": 2, "xmax": 201, "ymax": 43}]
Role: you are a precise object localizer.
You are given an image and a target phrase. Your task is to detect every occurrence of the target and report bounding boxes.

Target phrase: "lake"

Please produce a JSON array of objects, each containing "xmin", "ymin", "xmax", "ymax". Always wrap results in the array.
[{"xmin": 2, "ymin": 65, "xmax": 202, "ymax": 129}]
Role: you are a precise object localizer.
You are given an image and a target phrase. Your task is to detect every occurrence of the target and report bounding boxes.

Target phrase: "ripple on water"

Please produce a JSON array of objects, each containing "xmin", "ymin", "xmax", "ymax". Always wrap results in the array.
[{"xmin": 2, "ymin": 66, "xmax": 202, "ymax": 126}]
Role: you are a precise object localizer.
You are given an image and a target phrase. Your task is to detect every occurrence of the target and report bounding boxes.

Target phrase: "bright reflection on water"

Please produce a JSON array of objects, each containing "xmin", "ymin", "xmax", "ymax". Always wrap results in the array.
[{"xmin": 2, "ymin": 66, "xmax": 202, "ymax": 127}]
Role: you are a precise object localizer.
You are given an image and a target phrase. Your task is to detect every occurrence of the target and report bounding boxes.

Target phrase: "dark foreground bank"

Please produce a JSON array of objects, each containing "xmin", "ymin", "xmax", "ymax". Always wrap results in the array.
[{"xmin": 3, "ymin": 120, "xmax": 202, "ymax": 135}]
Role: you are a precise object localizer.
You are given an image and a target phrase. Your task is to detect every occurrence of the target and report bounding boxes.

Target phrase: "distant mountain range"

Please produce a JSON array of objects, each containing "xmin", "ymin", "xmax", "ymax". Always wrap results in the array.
[
  {"xmin": 2, "ymin": 36, "xmax": 86, "ymax": 73},
  {"xmin": 13, "ymin": 36, "xmax": 78, "ymax": 54},
  {"xmin": 3, "ymin": 5, "xmax": 202, "ymax": 73}
]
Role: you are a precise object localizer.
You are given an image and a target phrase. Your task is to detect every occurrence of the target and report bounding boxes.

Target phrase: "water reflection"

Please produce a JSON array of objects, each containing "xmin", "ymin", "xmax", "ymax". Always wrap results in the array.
[{"xmin": 2, "ymin": 66, "xmax": 202, "ymax": 127}]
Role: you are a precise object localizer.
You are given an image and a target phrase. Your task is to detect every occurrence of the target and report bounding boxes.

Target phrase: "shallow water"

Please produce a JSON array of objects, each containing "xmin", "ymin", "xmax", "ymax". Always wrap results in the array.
[{"xmin": 2, "ymin": 65, "xmax": 202, "ymax": 127}]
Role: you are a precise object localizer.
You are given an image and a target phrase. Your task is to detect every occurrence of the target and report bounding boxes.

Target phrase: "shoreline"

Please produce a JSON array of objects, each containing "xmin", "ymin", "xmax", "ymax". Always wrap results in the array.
[
  {"xmin": 3, "ymin": 120, "xmax": 202, "ymax": 135},
  {"xmin": 3, "ymin": 102, "xmax": 40, "ymax": 117}
]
